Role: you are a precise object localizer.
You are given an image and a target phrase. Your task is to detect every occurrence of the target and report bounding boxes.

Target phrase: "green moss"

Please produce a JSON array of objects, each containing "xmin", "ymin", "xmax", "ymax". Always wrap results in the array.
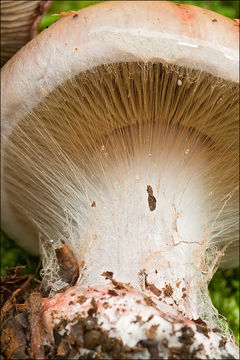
[
  {"xmin": 1, "ymin": 231, "xmax": 39, "ymax": 277},
  {"xmin": 209, "ymin": 267, "xmax": 239, "ymax": 342}
]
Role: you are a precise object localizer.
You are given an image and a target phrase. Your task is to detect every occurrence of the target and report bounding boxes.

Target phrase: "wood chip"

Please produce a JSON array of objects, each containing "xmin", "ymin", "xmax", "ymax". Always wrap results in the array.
[
  {"xmin": 27, "ymin": 292, "xmax": 44, "ymax": 359},
  {"xmin": 55, "ymin": 243, "xmax": 79, "ymax": 285},
  {"xmin": 1, "ymin": 273, "xmax": 34, "ymax": 322}
]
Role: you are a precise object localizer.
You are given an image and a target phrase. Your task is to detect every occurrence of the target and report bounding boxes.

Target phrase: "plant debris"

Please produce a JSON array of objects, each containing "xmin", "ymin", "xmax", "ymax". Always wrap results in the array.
[
  {"xmin": 102, "ymin": 271, "xmax": 126, "ymax": 290},
  {"xmin": 1, "ymin": 266, "xmax": 35, "ymax": 322},
  {"xmin": 55, "ymin": 243, "xmax": 79, "ymax": 285},
  {"xmin": 147, "ymin": 185, "xmax": 157, "ymax": 211},
  {"xmin": 163, "ymin": 283, "xmax": 173, "ymax": 297},
  {"xmin": 144, "ymin": 295, "xmax": 156, "ymax": 307},
  {"xmin": 1, "ymin": 266, "xmax": 47, "ymax": 359},
  {"xmin": 146, "ymin": 281, "xmax": 162, "ymax": 297},
  {"xmin": 52, "ymin": 10, "xmax": 78, "ymax": 17},
  {"xmin": 88, "ymin": 297, "xmax": 98, "ymax": 317},
  {"xmin": 27, "ymin": 292, "xmax": 44, "ymax": 358}
]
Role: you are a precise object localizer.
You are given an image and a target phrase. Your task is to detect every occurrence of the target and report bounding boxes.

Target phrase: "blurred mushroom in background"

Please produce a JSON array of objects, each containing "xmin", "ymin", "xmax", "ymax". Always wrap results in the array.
[{"xmin": 1, "ymin": 0, "xmax": 51, "ymax": 66}]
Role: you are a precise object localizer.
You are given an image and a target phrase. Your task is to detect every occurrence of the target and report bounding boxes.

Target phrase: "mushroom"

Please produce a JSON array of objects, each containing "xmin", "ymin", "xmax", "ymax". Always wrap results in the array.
[
  {"xmin": 1, "ymin": 1, "xmax": 239, "ymax": 358},
  {"xmin": 1, "ymin": 0, "xmax": 51, "ymax": 66}
]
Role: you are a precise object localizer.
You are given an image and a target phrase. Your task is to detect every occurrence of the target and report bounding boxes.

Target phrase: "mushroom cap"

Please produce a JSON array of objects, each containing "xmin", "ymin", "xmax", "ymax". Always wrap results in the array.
[
  {"xmin": 2, "ymin": 1, "xmax": 239, "ymax": 138},
  {"xmin": 0, "ymin": 0, "xmax": 51, "ymax": 66},
  {"xmin": 1, "ymin": 1, "xmax": 239, "ymax": 261}
]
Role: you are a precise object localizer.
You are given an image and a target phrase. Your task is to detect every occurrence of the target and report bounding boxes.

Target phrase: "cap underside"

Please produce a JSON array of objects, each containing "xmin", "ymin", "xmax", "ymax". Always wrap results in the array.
[{"xmin": 2, "ymin": 61, "xmax": 239, "ymax": 269}]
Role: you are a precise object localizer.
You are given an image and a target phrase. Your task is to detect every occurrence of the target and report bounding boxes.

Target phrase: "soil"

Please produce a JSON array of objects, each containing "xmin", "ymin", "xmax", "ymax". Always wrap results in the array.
[{"xmin": 0, "ymin": 267, "xmax": 237, "ymax": 360}]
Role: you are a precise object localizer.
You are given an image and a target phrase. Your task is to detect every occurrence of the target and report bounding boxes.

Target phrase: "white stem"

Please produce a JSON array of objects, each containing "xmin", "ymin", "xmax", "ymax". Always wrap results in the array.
[{"xmin": 67, "ymin": 125, "xmax": 210, "ymax": 319}]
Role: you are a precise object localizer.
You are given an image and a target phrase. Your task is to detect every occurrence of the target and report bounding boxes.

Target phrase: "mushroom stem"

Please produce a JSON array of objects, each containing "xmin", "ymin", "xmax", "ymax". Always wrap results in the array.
[{"xmin": 74, "ymin": 123, "xmax": 209, "ymax": 319}]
